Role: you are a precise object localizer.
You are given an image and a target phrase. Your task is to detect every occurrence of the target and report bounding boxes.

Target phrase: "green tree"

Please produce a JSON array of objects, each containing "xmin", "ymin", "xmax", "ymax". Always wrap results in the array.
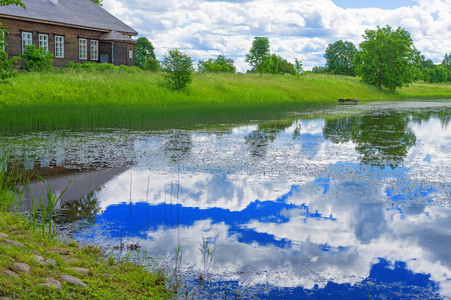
[
  {"xmin": 91, "ymin": 0, "xmax": 102, "ymax": 6},
  {"xmin": 265, "ymin": 54, "xmax": 279, "ymax": 74},
  {"xmin": 264, "ymin": 54, "xmax": 296, "ymax": 75},
  {"xmin": 20, "ymin": 45, "xmax": 53, "ymax": 71},
  {"xmin": 312, "ymin": 66, "xmax": 326, "ymax": 74},
  {"xmin": 162, "ymin": 48, "xmax": 194, "ymax": 90},
  {"xmin": 432, "ymin": 66, "xmax": 448, "ymax": 82},
  {"xmin": 198, "ymin": 55, "xmax": 236, "ymax": 73},
  {"xmin": 324, "ymin": 40, "xmax": 357, "ymax": 76},
  {"xmin": 441, "ymin": 53, "xmax": 451, "ymax": 70},
  {"xmin": 294, "ymin": 59, "xmax": 303, "ymax": 78},
  {"xmin": 245, "ymin": 37, "xmax": 270, "ymax": 78},
  {"xmin": 142, "ymin": 57, "xmax": 160, "ymax": 72},
  {"xmin": 134, "ymin": 37, "xmax": 155, "ymax": 68},
  {"xmin": 277, "ymin": 57, "xmax": 295, "ymax": 75},
  {"xmin": 354, "ymin": 25, "xmax": 418, "ymax": 92},
  {"xmin": 421, "ymin": 68, "xmax": 431, "ymax": 82}
]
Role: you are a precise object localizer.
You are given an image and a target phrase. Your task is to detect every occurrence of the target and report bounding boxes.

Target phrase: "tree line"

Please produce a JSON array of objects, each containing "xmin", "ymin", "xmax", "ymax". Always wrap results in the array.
[
  {"xmin": 315, "ymin": 25, "xmax": 451, "ymax": 91},
  {"xmin": 0, "ymin": 0, "xmax": 448, "ymax": 93},
  {"xmin": 135, "ymin": 25, "xmax": 448, "ymax": 92}
]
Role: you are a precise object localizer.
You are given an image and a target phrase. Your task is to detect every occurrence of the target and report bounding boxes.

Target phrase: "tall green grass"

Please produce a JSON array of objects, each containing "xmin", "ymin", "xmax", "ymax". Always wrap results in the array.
[{"xmin": 1, "ymin": 70, "xmax": 451, "ymax": 133}]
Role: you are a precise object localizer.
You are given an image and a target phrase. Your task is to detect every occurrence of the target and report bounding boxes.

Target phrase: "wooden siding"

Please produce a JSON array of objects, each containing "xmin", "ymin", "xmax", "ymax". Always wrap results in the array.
[{"xmin": 0, "ymin": 17, "xmax": 135, "ymax": 67}]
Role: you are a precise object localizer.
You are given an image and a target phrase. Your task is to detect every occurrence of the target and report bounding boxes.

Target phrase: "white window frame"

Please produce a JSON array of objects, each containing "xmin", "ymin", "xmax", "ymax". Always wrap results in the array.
[
  {"xmin": 55, "ymin": 35, "xmax": 64, "ymax": 58},
  {"xmin": 90, "ymin": 40, "xmax": 98, "ymax": 61},
  {"xmin": 22, "ymin": 31, "xmax": 32, "ymax": 54},
  {"xmin": 129, "ymin": 50, "xmax": 133, "ymax": 59},
  {"xmin": 39, "ymin": 34, "xmax": 48, "ymax": 51},
  {"xmin": 79, "ymin": 38, "xmax": 87, "ymax": 60}
]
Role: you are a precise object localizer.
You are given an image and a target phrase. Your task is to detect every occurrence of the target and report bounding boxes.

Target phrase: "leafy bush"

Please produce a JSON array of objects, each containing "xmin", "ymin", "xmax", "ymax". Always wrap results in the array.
[
  {"xmin": 143, "ymin": 58, "xmax": 160, "ymax": 72},
  {"xmin": 162, "ymin": 49, "xmax": 194, "ymax": 90},
  {"xmin": 66, "ymin": 62, "xmax": 140, "ymax": 73},
  {"xmin": 0, "ymin": 51, "xmax": 18, "ymax": 85},
  {"xmin": 198, "ymin": 55, "xmax": 236, "ymax": 73},
  {"xmin": 20, "ymin": 45, "xmax": 53, "ymax": 71}
]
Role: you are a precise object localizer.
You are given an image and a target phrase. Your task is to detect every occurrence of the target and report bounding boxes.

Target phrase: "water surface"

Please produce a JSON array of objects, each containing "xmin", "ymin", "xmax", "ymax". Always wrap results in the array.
[{"xmin": 3, "ymin": 101, "xmax": 451, "ymax": 299}]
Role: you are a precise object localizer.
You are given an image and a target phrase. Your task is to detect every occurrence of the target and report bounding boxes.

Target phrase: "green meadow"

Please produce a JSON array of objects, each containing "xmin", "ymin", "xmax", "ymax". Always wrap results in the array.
[{"xmin": 1, "ymin": 70, "xmax": 451, "ymax": 133}]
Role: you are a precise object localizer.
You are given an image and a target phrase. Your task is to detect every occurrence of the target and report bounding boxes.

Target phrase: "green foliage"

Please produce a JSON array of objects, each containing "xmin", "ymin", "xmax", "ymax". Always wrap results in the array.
[
  {"xmin": 265, "ymin": 54, "xmax": 295, "ymax": 75},
  {"xmin": 198, "ymin": 55, "xmax": 236, "ymax": 73},
  {"xmin": 135, "ymin": 37, "xmax": 155, "ymax": 68},
  {"xmin": 20, "ymin": 45, "xmax": 53, "ymax": 71},
  {"xmin": 66, "ymin": 62, "xmax": 140, "ymax": 73},
  {"xmin": 0, "ymin": 49, "xmax": 18, "ymax": 85},
  {"xmin": 0, "ymin": 0, "xmax": 25, "ymax": 9},
  {"xmin": 38, "ymin": 176, "xmax": 70, "ymax": 235},
  {"xmin": 245, "ymin": 37, "xmax": 270, "ymax": 78},
  {"xmin": 2, "ymin": 71, "xmax": 451, "ymax": 134},
  {"xmin": 354, "ymin": 25, "xmax": 418, "ymax": 92},
  {"xmin": 441, "ymin": 53, "xmax": 451, "ymax": 70},
  {"xmin": 162, "ymin": 48, "xmax": 194, "ymax": 90},
  {"xmin": 0, "ymin": 22, "xmax": 19, "ymax": 85},
  {"xmin": 312, "ymin": 66, "xmax": 327, "ymax": 74},
  {"xmin": 0, "ymin": 153, "xmax": 19, "ymax": 212},
  {"xmin": 143, "ymin": 57, "xmax": 160, "ymax": 72},
  {"xmin": 324, "ymin": 40, "xmax": 357, "ymax": 76},
  {"xmin": 294, "ymin": 59, "xmax": 303, "ymax": 78},
  {"xmin": 277, "ymin": 57, "xmax": 295, "ymax": 75},
  {"xmin": 0, "ymin": 212, "xmax": 171, "ymax": 299},
  {"xmin": 91, "ymin": 0, "xmax": 102, "ymax": 5}
]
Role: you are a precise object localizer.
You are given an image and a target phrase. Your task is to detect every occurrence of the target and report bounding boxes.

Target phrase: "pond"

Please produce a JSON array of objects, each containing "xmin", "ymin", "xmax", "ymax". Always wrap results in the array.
[{"xmin": 2, "ymin": 100, "xmax": 451, "ymax": 299}]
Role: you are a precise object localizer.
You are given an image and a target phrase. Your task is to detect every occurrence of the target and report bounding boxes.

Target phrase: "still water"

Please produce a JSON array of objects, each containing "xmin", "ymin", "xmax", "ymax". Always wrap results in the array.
[{"xmin": 3, "ymin": 101, "xmax": 451, "ymax": 299}]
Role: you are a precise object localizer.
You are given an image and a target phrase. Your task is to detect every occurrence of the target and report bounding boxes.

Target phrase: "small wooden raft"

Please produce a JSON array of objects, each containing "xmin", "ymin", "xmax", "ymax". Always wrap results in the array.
[{"xmin": 338, "ymin": 98, "xmax": 358, "ymax": 105}]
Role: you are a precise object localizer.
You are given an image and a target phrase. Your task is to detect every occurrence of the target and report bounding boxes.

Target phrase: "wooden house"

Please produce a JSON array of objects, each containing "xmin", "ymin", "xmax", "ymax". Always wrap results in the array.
[{"xmin": 0, "ymin": 0, "xmax": 138, "ymax": 67}]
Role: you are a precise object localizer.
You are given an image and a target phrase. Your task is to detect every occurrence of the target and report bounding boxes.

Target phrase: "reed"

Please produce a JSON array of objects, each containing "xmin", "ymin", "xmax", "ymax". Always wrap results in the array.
[
  {"xmin": 38, "ymin": 176, "xmax": 71, "ymax": 234},
  {"xmin": 199, "ymin": 236, "xmax": 215, "ymax": 283},
  {"xmin": 0, "ymin": 153, "xmax": 23, "ymax": 212},
  {"xmin": 1, "ymin": 70, "xmax": 451, "ymax": 134}
]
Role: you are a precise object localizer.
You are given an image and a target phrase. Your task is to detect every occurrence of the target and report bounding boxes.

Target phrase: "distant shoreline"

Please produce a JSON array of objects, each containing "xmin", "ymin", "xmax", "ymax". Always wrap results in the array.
[{"xmin": 1, "ymin": 70, "xmax": 451, "ymax": 134}]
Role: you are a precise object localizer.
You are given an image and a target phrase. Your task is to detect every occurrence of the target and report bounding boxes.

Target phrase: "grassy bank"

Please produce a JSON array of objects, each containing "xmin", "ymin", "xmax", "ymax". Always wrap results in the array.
[
  {"xmin": 1, "ymin": 70, "xmax": 451, "ymax": 133},
  {"xmin": 0, "ymin": 212, "xmax": 171, "ymax": 299},
  {"xmin": 0, "ymin": 162, "xmax": 171, "ymax": 299}
]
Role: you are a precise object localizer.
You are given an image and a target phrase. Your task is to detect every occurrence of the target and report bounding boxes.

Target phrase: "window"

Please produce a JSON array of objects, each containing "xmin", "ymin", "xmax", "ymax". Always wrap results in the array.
[
  {"xmin": 55, "ymin": 35, "xmax": 64, "ymax": 58},
  {"xmin": 22, "ymin": 31, "xmax": 32, "ymax": 54},
  {"xmin": 2, "ymin": 31, "xmax": 5, "ymax": 51},
  {"xmin": 129, "ymin": 50, "xmax": 133, "ymax": 59},
  {"xmin": 90, "ymin": 40, "xmax": 98, "ymax": 61},
  {"xmin": 79, "ymin": 38, "xmax": 87, "ymax": 60},
  {"xmin": 39, "ymin": 34, "xmax": 48, "ymax": 51}
]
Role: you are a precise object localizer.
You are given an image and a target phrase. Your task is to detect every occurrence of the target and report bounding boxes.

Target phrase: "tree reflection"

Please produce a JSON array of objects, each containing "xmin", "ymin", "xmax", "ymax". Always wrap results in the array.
[
  {"xmin": 244, "ymin": 123, "xmax": 291, "ymax": 158},
  {"xmin": 163, "ymin": 131, "xmax": 192, "ymax": 165},
  {"xmin": 58, "ymin": 190, "xmax": 100, "ymax": 224},
  {"xmin": 323, "ymin": 111, "xmax": 417, "ymax": 167}
]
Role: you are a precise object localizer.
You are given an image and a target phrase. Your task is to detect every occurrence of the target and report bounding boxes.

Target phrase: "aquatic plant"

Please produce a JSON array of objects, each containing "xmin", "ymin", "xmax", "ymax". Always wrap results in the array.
[
  {"xmin": 171, "ymin": 240, "xmax": 183, "ymax": 293},
  {"xmin": 38, "ymin": 176, "xmax": 71, "ymax": 234},
  {"xmin": 28, "ymin": 187, "xmax": 41, "ymax": 232},
  {"xmin": 0, "ymin": 153, "xmax": 22, "ymax": 212},
  {"xmin": 2, "ymin": 70, "xmax": 451, "ymax": 133},
  {"xmin": 199, "ymin": 236, "xmax": 215, "ymax": 284}
]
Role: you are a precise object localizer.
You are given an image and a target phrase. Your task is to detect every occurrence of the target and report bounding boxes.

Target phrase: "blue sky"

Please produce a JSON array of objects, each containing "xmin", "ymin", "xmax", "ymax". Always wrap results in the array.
[
  {"xmin": 104, "ymin": 0, "xmax": 450, "ymax": 71},
  {"xmin": 332, "ymin": 0, "xmax": 418, "ymax": 9}
]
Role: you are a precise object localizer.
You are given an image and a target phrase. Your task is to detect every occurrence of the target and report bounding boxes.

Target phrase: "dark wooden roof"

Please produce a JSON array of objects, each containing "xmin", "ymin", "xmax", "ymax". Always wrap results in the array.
[
  {"xmin": 100, "ymin": 30, "xmax": 135, "ymax": 42},
  {"xmin": 0, "ymin": 0, "xmax": 137, "ymax": 36}
]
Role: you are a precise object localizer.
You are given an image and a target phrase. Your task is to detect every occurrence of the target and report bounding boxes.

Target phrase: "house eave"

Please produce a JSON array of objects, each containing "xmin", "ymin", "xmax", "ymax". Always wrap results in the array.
[{"xmin": 0, "ymin": 14, "xmax": 138, "ymax": 36}]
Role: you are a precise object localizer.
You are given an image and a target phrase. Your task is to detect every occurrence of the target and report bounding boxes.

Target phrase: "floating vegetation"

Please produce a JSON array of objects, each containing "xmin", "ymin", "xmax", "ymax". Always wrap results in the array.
[{"xmin": 2, "ymin": 100, "xmax": 451, "ymax": 299}]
